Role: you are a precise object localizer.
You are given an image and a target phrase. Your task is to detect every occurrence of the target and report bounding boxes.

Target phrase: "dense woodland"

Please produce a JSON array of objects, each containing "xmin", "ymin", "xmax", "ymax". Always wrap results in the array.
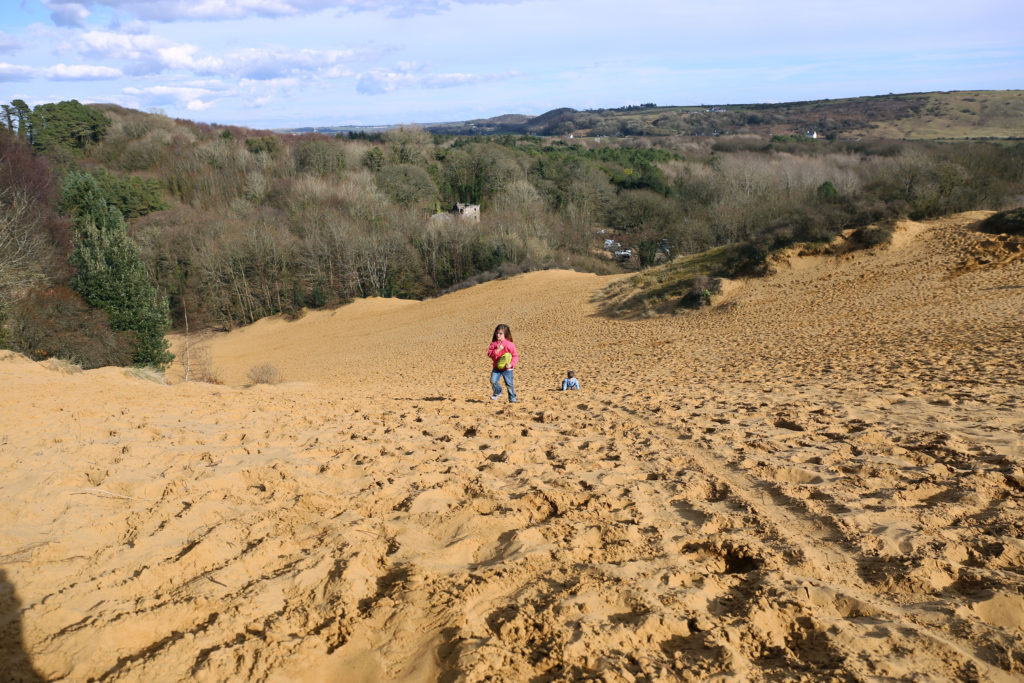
[{"xmin": 1, "ymin": 98, "xmax": 1022, "ymax": 369}]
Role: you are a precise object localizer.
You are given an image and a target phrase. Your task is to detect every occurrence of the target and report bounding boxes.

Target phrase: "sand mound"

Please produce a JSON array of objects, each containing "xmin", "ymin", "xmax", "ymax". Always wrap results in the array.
[{"xmin": 2, "ymin": 213, "xmax": 1023, "ymax": 681}]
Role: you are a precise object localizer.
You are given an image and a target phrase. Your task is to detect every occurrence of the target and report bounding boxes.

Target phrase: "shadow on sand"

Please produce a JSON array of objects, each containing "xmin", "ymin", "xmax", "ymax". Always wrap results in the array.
[{"xmin": 0, "ymin": 568, "xmax": 44, "ymax": 682}]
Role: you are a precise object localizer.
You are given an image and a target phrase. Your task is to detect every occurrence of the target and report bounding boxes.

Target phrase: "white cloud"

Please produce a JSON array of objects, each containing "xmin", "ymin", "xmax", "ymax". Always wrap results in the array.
[
  {"xmin": 38, "ymin": 0, "xmax": 523, "ymax": 22},
  {"xmin": 45, "ymin": 63, "xmax": 123, "ymax": 79},
  {"xmin": 124, "ymin": 84, "xmax": 223, "ymax": 104},
  {"xmin": 237, "ymin": 76, "xmax": 301, "ymax": 107},
  {"xmin": 77, "ymin": 30, "xmax": 173, "ymax": 61},
  {"xmin": 422, "ymin": 72, "xmax": 506, "ymax": 88},
  {"xmin": 122, "ymin": 83, "xmax": 225, "ymax": 113},
  {"xmin": 356, "ymin": 66, "xmax": 514, "ymax": 94},
  {"xmin": 107, "ymin": 19, "xmax": 152, "ymax": 35},
  {"xmin": 238, "ymin": 77, "xmax": 301, "ymax": 89},
  {"xmin": 0, "ymin": 31, "xmax": 24, "ymax": 54},
  {"xmin": 74, "ymin": 30, "xmax": 224, "ymax": 74},
  {"xmin": 324, "ymin": 64, "xmax": 355, "ymax": 78},
  {"xmin": 221, "ymin": 46, "xmax": 354, "ymax": 80},
  {"xmin": 337, "ymin": 0, "xmax": 526, "ymax": 18},
  {"xmin": 0, "ymin": 62, "xmax": 35, "ymax": 81},
  {"xmin": 71, "ymin": 29, "xmax": 367, "ymax": 82},
  {"xmin": 43, "ymin": 0, "xmax": 91, "ymax": 28},
  {"xmin": 37, "ymin": 0, "xmax": 337, "ymax": 22},
  {"xmin": 182, "ymin": 78, "xmax": 232, "ymax": 89},
  {"xmin": 158, "ymin": 44, "xmax": 217, "ymax": 70},
  {"xmin": 356, "ymin": 70, "xmax": 404, "ymax": 94}
]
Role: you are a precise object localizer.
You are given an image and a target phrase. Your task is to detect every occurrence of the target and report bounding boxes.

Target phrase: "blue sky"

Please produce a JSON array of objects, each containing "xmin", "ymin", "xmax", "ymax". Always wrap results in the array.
[{"xmin": 1, "ymin": 0, "xmax": 1021, "ymax": 129}]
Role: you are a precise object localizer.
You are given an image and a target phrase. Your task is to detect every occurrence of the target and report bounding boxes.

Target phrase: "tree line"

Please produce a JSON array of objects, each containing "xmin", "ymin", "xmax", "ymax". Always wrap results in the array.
[{"xmin": 1, "ymin": 100, "xmax": 1021, "ymax": 369}]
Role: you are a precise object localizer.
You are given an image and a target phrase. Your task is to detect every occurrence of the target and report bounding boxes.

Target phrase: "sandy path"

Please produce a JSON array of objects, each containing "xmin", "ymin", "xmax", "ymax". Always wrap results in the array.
[{"xmin": 1, "ymin": 212, "xmax": 1022, "ymax": 681}]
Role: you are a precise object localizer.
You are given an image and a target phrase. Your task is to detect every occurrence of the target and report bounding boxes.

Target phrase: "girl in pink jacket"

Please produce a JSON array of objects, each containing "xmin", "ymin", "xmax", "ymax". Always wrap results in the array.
[{"xmin": 487, "ymin": 323, "xmax": 518, "ymax": 403}]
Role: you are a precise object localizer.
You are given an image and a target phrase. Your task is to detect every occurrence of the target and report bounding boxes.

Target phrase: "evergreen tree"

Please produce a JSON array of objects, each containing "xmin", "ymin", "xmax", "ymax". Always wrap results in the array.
[
  {"xmin": 29, "ymin": 100, "xmax": 109, "ymax": 153},
  {"xmin": 8, "ymin": 100, "xmax": 31, "ymax": 140},
  {"xmin": 63, "ymin": 171, "xmax": 173, "ymax": 368},
  {"xmin": 1, "ymin": 104, "xmax": 14, "ymax": 132},
  {"xmin": 816, "ymin": 180, "xmax": 839, "ymax": 202}
]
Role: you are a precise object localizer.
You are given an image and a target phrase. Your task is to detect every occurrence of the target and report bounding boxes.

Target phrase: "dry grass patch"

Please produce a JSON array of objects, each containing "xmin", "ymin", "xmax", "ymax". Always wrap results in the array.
[
  {"xmin": 186, "ymin": 344, "xmax": 223, "ymax": 384},
  {"xmin": 126, "ymin": 366, "xmax": 167, "ymax": 384},
  {"xmin": 247, "ymin": 363, "xmax": 282, "ymax": 385},
  {"xmin": 42, "ymin": 358, "xmax": 84, "ymax": 374}
]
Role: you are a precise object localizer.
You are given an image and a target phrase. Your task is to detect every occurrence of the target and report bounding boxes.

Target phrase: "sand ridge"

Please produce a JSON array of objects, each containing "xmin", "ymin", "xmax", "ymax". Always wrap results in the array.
[{"xmin": 1, "ymin": 212, "xmax": 1023, "ymax": 681}]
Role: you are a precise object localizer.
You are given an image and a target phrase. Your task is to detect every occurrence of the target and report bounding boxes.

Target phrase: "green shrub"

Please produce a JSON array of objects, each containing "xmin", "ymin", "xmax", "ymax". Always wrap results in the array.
[
  {"xmin": 245, "ymin": 136, "xmax": 279, "ymax": 155},
  {"xmin": 816, "ymin": 180, "xmax": 839, "ymax": 202},
  {"xmin": 362, "ymin": 146, "xmax": 385, "ymax": 172}
]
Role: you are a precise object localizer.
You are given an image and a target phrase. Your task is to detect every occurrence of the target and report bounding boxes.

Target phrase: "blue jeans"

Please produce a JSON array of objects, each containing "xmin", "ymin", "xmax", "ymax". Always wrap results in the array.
[{"xmin": 490, "ymin": 369, "xmax": 516, "ymax": 402}]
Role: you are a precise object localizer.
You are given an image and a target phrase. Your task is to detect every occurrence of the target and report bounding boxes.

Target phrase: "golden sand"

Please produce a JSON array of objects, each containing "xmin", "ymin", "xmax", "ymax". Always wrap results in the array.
[{"xmin": 1, "ymin": 212, "xmax": 1022, "ymax": 680}]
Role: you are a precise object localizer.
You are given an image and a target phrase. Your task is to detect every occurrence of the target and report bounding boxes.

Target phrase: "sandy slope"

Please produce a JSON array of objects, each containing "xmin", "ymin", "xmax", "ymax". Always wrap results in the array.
[{"xmin": 1, "ymin": 212, "xmax": 1022, "ymax": 681}]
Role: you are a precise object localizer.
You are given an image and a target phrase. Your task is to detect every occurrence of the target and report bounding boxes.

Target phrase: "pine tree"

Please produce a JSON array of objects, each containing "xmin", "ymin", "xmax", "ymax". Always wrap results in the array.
[
  {"xmin": 63, "ymin": 171, "xmax": 173, "ymax": 368},
  {"xmin": 29, "ymin": 100, "xmax": 109, "ymax": 153}
]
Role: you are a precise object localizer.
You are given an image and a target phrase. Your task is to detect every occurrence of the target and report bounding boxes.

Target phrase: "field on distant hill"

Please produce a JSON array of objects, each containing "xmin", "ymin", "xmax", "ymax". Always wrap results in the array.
[
  {"xmin": 420, "ymin": 90, "xmax": 1024, "ymax": 140},
  {"xmin": 863, "ymin": 91, "xmax": 1024, "ymax": 139},
  {"xmin": 2, "ymin": 211, "xmax": 1022, "ymax": 681}
]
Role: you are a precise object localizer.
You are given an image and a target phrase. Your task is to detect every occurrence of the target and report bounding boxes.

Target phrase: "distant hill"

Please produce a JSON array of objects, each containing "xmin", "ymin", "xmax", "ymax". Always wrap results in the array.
[{"xmin": 294, "ymin": 91, "xmax": 1024, "ymax": 140}]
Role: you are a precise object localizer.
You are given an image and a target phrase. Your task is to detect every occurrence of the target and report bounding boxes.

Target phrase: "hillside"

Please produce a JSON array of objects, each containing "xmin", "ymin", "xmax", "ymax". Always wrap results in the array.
[
  {"xmin": 420, "ymin": 90, "xmax": 1024, "ymax": 140},
  {"xmin": 2, "ymin": 211, "xmax": 1022, "ymax": 681},
  {"xmin": 4, "ymin": 94, "xmax": 1023, "ymax": 373}
]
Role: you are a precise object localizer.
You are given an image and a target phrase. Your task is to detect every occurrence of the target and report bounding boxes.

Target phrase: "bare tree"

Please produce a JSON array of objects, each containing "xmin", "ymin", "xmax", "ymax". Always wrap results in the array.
[{"xmin": 0, "ymin": 188, "xmax": 48, "ymax": 309}]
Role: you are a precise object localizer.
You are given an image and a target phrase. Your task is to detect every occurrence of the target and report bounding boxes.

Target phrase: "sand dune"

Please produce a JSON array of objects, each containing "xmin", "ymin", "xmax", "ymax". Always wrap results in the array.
[{"xmin": 1, "ymin": 212, "xmax": 1022, "ymax": 681}]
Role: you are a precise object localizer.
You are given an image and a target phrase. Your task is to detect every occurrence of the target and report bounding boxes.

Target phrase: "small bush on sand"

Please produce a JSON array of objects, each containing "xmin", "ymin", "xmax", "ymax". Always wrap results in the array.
[
  {"xmin": 977, "ymin": 208, "xmax": 1024, "ymax": 235},
  {"xmin": 721, "ymin": 239, "xmax": 774, "ymax": 278},
  {"xmin": 126, "ymin": 366, "xmax": 167, "ymax": 384},
  {"xmin": 247, "ymin": 363, "xmax": 281, "ymax": 385},
  {"xmin": 188, "ymin": 345, "xmax": 223, "ymax": 384},
  {"xmin": 679, "ymin": 274, "xmax": 723, "ymax": 309},
  {"xmin": 43, "ymin": 358, "xmax": 83, "ymax": 374},
  {"xmin": 848, "ymin": 223, "xmax": 894, "ymax": 249}
]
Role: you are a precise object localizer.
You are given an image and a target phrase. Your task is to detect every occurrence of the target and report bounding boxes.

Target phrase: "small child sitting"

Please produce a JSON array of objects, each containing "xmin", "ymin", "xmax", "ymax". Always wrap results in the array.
[{"xmin": 561, "ymin": 370, "xmax": 579, "ymax": 391}]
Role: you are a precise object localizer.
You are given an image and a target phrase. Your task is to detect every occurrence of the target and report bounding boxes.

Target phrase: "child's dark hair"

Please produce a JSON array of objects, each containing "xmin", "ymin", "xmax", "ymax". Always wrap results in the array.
[
  {"xmin": 567, "ymin": 370, "xmax": 575, "ymax": 378},
  {"xmin": 492, "ymin": 324, "xmax": 513, "ymax": 342}
]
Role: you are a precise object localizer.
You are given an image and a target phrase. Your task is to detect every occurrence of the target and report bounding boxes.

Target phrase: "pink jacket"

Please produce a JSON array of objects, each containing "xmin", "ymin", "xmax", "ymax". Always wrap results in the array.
[{"xmin": 487, "ymin": 339, "xmax": 518, "ymax": 370}]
